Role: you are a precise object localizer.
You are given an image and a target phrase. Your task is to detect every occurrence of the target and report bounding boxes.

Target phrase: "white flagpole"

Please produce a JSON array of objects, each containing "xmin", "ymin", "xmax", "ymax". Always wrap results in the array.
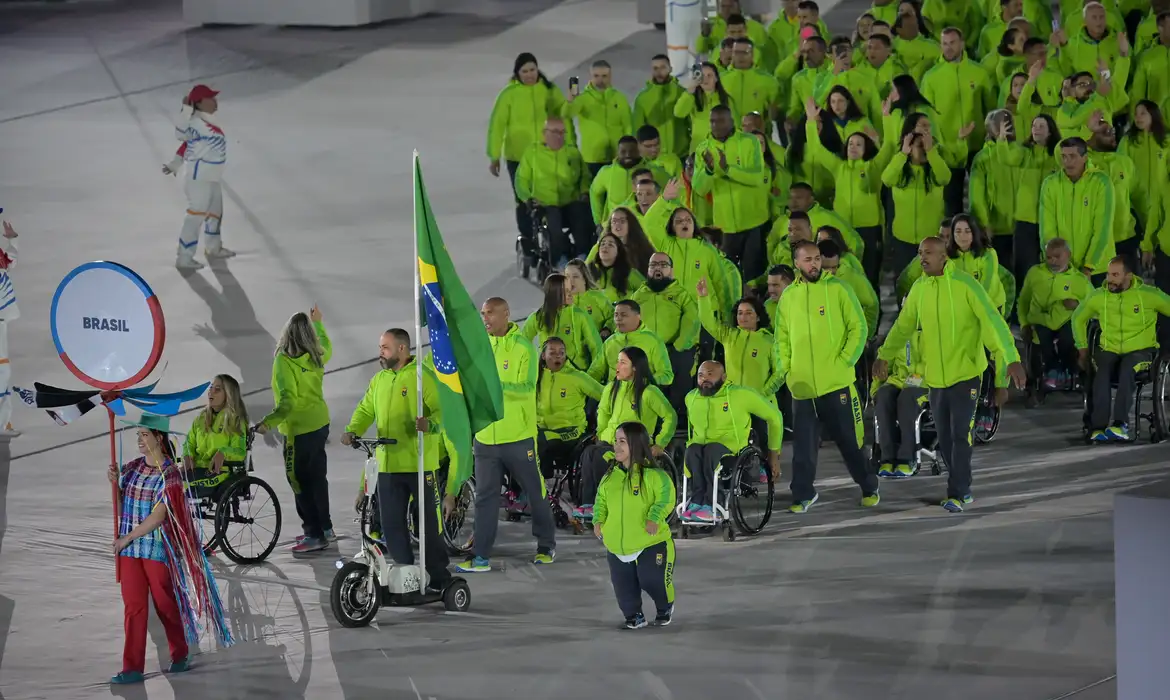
[{"xmin": 413, "ymin": 149, "xmax": 427, "ymax": 594}]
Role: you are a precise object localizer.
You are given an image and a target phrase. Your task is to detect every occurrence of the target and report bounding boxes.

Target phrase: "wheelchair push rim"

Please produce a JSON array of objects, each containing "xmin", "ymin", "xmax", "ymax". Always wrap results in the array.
[
  {"xmin": 729, "ymin": 446, "xmax": 773, "ymax": 535},
  {"xmin": 214, "ymin": 475, "xmax": 282, "ymax": 565}
]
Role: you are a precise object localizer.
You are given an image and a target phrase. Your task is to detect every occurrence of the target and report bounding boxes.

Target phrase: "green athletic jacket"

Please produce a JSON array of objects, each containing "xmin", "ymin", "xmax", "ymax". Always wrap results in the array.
[
  {"xmin": 786, "ymin": 63, "xmax": 834, "ymax": 121},
  {"xmin": 722, "ymin": 67, "xmax": 780, "ymax": 128},
  {"xmin": 834, "ymin": 263, "xmax": 880, "ymax": 338},
  {"xmin": 1119, "ymin": 131, "xmax": 1170, "ymax": 229},
  {"xmin": 774, "ymin": 272, "xmax": 867, "ymax": 400},
  {"xmin": 673, "ymin": 90, "xmax": 738, "ymax": 154},
  {"xmin": 563, "ymin": 84, "xmax": 633, "ymax": 164},
  {"xmin": 1018, "ymin": 264, "xmax": 1094, "ymax": 331},
  {"xmin": 487, "ymin": 79, "xmax": 574, "ymax": 162},
  {"xmin": 521, "ymin": 304, "xmax": 604, "ymax": 375},
  {"xmin": 593, "ymin": 463, "xmax": 675, "ymax": 556},
  {"xmin": 261, "ymin": 320, "xmax": 332, "ymax": 436},
  {"xmin": 344, "ymin": 358, "xmax": 444, "ymax": 473},
  {"xmin": 536, "ymin": 366, "xmax": 603, "ymax": 440},
  {"xmin": 804, "ymin": 122, "xmax": 894, "ymax": 230},
  {"xmin": 882, "ymin": 150, "xmax": 953, "ymax": 245},
  {"xmin": 1059, "ymin": 30, "xmax": 1132, "ymax": 111},
  {"xmin": 593, "ymin": 326, "xmax": 675, "ymax": 386},
  {"xmin": 970, "ymin": 140, "xmax": 1023, "ymax": 236},
  {"xmin": 183, "ymin": 410, "xmax": 248, "ymax": 468},
  {"xmin": 514, "ymin": 143, "xmax": 590, "ymax": 207},
  {"xmin": 597, "ymin": 381, "xmax": 677, "ymax": 448},
  {"xmin": 880, "ymin": 264, "xmax": 1020, "ymax": 388},
  {"xmin": 950, "ymin": 249, "xmax": 1006, "ymax": 311},
  {"xmin": 1090, "ymin": 150, "xmax": 1138, "ymax": 244},
  {"xmin": 589, "ymin": 158, "xmax": 668, "ymax": 225},
  {"xmin": 630, "ymin": 280, "xmax": 700, "ymax": 351},
  {"xmin": 475, "ymin": 323, "xmax": 538, "ymax": 445},
  {"xmin": 1130, "ymin": 43, "xmax": 1170, "ymax": 113},
  {"xmin": 921, "ymin": 56, "xmax": 996, "ymax": 152},
  {"xmin": 1014, "ymin": 143, "xmax": 1059, "ymax": 225},
  {"xmin": 1039, "ymin": 166, "xmax": 1116, "ymax": 275},
  {"xmin": 692, "ymin": 132, "xmax": 769, "ymax": 233},
  {"xmin": 765, "ymin": 204, "xmax": 865, "ymax": 266},
  {"xmin": 684, "ymin": 382, "xmax": 783, "ymax": 453},
  {"xmin": 874, "ymin": 328, "xmax": 927, "ymax": 391},
  {"xmin": 1142, "ymin": 191, "xmax": 1170, "ymax": 257},
  {"xmin": 639, "ymin": 198, "xmax": 730, "ymax": 316},
  {"xmin": 698, "ymin": 295, "xmax": 781, "ymax": 399},
  {"xmin": 632, "ymin": 78, "xmax": 690, "ymax": 158},
  {"xmin": 1073, "ymin": 279, "xmax": 1170, "ymax": 354},
  {"xmin": 574, "ymin": 289, "xmax": 614, "ymax": 337}
]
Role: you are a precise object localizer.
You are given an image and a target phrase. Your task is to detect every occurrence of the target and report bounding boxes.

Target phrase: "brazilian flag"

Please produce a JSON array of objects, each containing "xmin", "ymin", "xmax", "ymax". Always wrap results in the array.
[{"xmin": 415, "ymin": 155, "xmax": 504, "ymax": 485}]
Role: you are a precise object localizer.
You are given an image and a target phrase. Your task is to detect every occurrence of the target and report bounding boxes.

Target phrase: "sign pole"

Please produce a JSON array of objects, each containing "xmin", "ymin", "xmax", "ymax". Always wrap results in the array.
[
  {"xmin": 413, "ymin": 149, "xmax": 426, "ymax": 594},
  {"xmin": 108, "ymin": 405, "xmax": 121, "ymax": 582}
]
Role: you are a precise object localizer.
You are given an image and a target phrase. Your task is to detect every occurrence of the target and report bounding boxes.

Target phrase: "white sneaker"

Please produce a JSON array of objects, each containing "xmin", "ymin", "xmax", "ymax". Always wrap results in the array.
[
  {"xmin": 176, "ymin": 256, "xmax": 204, "ymax": 270},
  {"xmin": 0, "ymin": 427, "xmax": 21, "ymax": 438},
  {"xmin": 205, "ymin": 247, "xmax": 236, "ymax": 259}
]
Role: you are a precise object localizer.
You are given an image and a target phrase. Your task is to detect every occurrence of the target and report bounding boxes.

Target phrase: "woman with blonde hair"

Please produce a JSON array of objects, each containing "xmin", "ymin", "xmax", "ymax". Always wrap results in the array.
[
  {"xmin": 182, "ymin": 374, "xmax": 248, "ymax": 494},
  {"xmin": 254, "ymin": 305, "xmax": 334, "ymax": 553}
]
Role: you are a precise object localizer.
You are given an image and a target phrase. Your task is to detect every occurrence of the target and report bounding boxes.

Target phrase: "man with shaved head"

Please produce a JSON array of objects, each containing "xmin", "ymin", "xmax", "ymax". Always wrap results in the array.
[
  {"xmin": 678, "ymin": 361, "xmax": 783, "ymax": 522},
  {"xmin": 875, "ymin": 237, "xmax": 1025, "ymax": 513},
  {"xmin": 775, "ymin": 240, "xmax": 877, "ymax": 514},
  {"xmin": 513, "ymin": 117, "xmax": 593, "ymax": 268},
  {"xmin": 457, "ymin": 298, "xmax": 556, "ymax": 573}
]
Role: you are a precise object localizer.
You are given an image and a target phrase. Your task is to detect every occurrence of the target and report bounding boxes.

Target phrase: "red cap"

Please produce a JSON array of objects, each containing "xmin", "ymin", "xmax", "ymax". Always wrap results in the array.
[{"xmin": 187, "ymin": 84, "xmax": 219, "ymax": 105}]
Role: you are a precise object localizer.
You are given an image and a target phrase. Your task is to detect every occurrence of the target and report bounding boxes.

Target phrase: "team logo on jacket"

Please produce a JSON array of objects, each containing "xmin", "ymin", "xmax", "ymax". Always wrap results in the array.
[
  {"xmin": 586, "ymin": 306, "xmax": 593, "ymax": 313},
  {"xmin": 695, "ymin": 260, "xmax": 701, "ymax": 269},
  {"xmin": 751, "ymin": 348, "xmax": 758, "ymax": 357},
  {"xmin": 526, "ymin": 449, "xmax": 535, "ymax": 461},
  {"xmin": 1134, "ymin": 305, "xmax": 1141, "ymax": 313},
  {"xmin": 503, "ymin": 360, "xmax": 510, "ymax": 370},
  {"xmin": 401, "ymin": 388, "xmax": 408, "ymax": 397},
  {"xmin": 839, "ymin": 392, "xmax": 847, "ymax": 405},
  {"xmin": 818, "ymin": 306, "xmax": 825, "ymax": 316},
  {"xmin": 1063, "ymin": 285, "xmax": 1070, "ymax": 291},
  {"xmin": 563, "ymin": 327, "xmax": 571, "ymax": 335},
  {"xmin": 970, "ymin": 388, "xmax": 978, "ymax": 399},
  {"xmin": 1083, "ymin": 197, "xmax": 1089, "ymax": 207},
  {"xmin": 560, "ymin": 388, "xmax": 567, "ymax": 398},
  {"xmin": 655, "ymin": 552, "xmax": 664, "ymax": 565},
  {"xmin": 722, "ymin": 402, "xmax": 729, "ymax": 412}
]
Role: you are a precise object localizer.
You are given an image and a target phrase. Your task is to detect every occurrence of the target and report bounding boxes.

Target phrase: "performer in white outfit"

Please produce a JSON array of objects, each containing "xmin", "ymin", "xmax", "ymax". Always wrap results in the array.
[
  {"xmin": 0, "ymin": 221, "xmax": 20, "ymax": 438},
  {"xmin": 163, "ymin": 84, "xmax": 234, "ymax": 270}
]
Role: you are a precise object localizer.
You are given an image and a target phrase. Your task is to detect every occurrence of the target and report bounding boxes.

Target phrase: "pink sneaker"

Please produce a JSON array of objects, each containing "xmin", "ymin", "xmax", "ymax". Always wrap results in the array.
[{"xmin": 290, "ymin": 537, "xmax": 328, "ymax": 553}]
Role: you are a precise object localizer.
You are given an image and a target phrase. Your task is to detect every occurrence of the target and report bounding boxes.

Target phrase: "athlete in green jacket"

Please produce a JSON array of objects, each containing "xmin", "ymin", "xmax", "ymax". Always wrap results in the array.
[
  {"xmin": 592, "ymin": 421, "xmax": 677, "ymax": 628},
  {"xmin": 535, "ymin": 337, "xmax": 604, "ymax": 477},
  {"xmin": 632, "ymin": 253, "xmax": 701, "ymax": 409},
  {"xmin": 341, "ymin": 328, "xmax": 452, "ymax": 585},
  {"xmin": 1039, "ymin": 138, "xmax": 1116, "ymax": 276},
  {"xmin": 1018, "ymin": 238, "xmax": 1092, "ymax": 386},
  {"xmin": 1073, "ymin": 258, "xmax": 1170, "ymax": 441},
  {"xmin": 183, "ymin": 374, "xmax": 249, "ymax": 494},
  {"xmin": 818, "ymin": 240, "xmax": 879, "ymax": 337},
  {"xmin": 589, "ymin": 138, "xmax": 669, "ymax": 225},
  {"xmin": 721, "ymin": 45, "xmax": 781, "ymax": 133},
  {"xmin": 461, "ymin": 299, "xmax": 556, "ymax": 572},
  {"xmin": 592, "ymin": 299, "xmax": 675, "ymax": 386},
  {"xmin": 514, "ymin": 136, "xmax": 590, "ymax": 207},
  {"xmin": 875, "ymin": 239, "xmax": 1024, "ymax": 513},
  {"xmin": 680, "ymin": 361, "xmax": 783, "ymax": 522},
  {"xmin": 696, "ymin": 281, "xmax": 781, "ymax": 401},
  {"xmin": 776, "ymin": 240, "xmax": 877, "ymax": 513},
  {"xmin": 632, "ymin": 57, "xmax": 690, "ymax": 159},
  {"xmin": 563, "ymin": 63, "xmax": 633, "ymax": 168},
  {"xmin": 521, "ymin": 274, "xmax": 604, "ymax": 375}
]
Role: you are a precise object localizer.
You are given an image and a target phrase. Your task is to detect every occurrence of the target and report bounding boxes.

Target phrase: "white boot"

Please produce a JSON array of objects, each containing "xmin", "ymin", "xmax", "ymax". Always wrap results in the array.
[
  {"xmin": 205, "ymin": 246, "xmax": 236, "ymax": 259},
  {"xmin": 1, "ymin": 423, "xmax": 20, "ymax": 438},
  {"xmin": 176, "ymin": 254, "xmax": 204, "ymax": 270}
]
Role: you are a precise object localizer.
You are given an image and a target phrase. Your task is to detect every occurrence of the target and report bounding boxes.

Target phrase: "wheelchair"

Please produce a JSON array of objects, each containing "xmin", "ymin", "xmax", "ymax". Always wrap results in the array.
[
  {"xmin": 1022, "ymin": 328, "xmax": 1082, "ymax": 406},
  {"xmin": 1079, "ymin": 323, "xmax": 1170, "ymax": 444},
  {"xmin": 502, "ymin": 429, "xmax": 597, "ymax": 532},
  {"xmin": 870, "ymin": 395, "xmax": 945, "ymax": 477},
  {"xmin": 515, "ymin": 203, "xmax": 554, "ymax": 285},
  {"xmin": 675, "ymin": 444, "xmax": 775, "ymax": 542},
  {"xmin": 396, "ymin": 459, "xmax": 476, "ymax": 557},
  {"xmin": 971, "ymin": 358, "xmax": 1003, "ymax": 445},
  {"xmin": 854, "ymin": 340, "xmax": 879, "ymax": 411},
  {"xmin": 185, "ymin": 430, "xmax": 282, "ymax": 565}
]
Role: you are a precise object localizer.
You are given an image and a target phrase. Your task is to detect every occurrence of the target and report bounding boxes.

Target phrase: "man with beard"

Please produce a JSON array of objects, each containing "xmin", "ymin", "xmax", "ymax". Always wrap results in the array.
[
  {"xmin": 1087, "ymin": 121, "xmax": 1139, "ymax": 268},
  {"xmin": 632, "ymin": 55, "xmax": 688, "ymax": 160},
  {"xmin": 875, "ymin": 238, "xmax": 1025, "ymax": 513},
  {"xmin": 590, "ymin": 136, "xmax": 668, "ymax": 226},
  {"xmin": 342, "ymin": 329, "xmax": 452, "ymax": 590},
  {"xmin": 680, "ymin": 361, "xmax": 783, "ymax": 522},
  {"xmin": 632, "ymin": 252, "xmax": 700, "ymax": 411},
  {"xmin": 775, "ymin": 240, "xmax": 877, "ymax": 513},
  {"xmin": 1039, "ymin": 137, "xmax": 1116, "ymax": 284},
  {"xmin": 1073, "ymin": 256, "xmax": 1170, "ymax": 442}
]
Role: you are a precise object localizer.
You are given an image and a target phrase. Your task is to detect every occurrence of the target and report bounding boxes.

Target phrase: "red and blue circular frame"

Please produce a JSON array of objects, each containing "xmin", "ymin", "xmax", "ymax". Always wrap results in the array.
[{"xmin": 50, "ymin": 262, "xmax": 166, "ymax": 391}]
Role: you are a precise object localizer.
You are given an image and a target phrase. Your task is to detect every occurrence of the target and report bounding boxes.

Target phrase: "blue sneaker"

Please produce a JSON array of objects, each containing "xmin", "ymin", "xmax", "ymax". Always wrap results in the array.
[
  {"xmin": 455, "ymin": 556, "xmax": 491, "ymax": 573},
  {"xmin": 623, "ymin": 612, "xmax": 648, "ymax": 629},
  {"xmin": 941, "ymin": 494, "xmax": 974, "ymax": 513},
  {"xmin": 1105, "ymin": 423, "xmax": 1130, "ymax": 441},
  {"xmin": 1090, "ymin": 429, "xmax": 1110, "ymax": 442},
  {"xmin": 110, "ymin": 671, "xmax": 145, "ymax": 685},
  {"xmin": 690, "ymin": 505, "xmax": 714, "ymax": 522},
  {"xmin": 654, "ymin": 604, "xmax": 674, "ymax": 626}
]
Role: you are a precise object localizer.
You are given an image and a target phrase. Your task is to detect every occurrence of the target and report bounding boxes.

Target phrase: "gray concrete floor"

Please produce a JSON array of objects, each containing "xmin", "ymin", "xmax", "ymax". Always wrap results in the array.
[{"xmin": 0, "ymin": 1, "xmax": 1140, "ymax": 698}]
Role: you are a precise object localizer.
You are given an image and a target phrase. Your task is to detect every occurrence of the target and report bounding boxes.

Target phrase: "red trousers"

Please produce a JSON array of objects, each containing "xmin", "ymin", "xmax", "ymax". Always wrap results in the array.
[{"xmin": 120, "ymin": 556, "xmax": 189, "ymax": 673}]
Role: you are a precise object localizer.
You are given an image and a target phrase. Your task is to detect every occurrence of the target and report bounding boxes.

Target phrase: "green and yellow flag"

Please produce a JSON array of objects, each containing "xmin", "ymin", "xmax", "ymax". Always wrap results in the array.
[{"xmin": 415, "ymin": 154, "xmax": 504, "ymax": 485}]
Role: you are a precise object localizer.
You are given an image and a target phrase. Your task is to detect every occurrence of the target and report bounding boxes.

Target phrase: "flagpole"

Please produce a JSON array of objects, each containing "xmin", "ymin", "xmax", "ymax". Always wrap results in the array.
[
  {"xmin": 413, "ymin": 149, "xmax": 427, "ymax": 594},
  {"xmin": 108, "ymin": 405, "xmax": 121, "ymax": 582}
]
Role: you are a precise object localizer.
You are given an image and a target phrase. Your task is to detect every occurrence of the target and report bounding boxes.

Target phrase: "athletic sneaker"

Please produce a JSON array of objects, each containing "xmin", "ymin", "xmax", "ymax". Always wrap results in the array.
[
  {"xmin": 291, "ymin": 537, "xmax": 328, "ymax": 553},
  {"xmin": 689, "ymin": 505, "xmax": 714, "ymax": 522},
  {"xmin": 1105, "ymin": 422, "xmax": 1130, "ymax": 441},
  {"xmin": 167, "ymin": 657, "xmax": 191, "ymax": 673},
  {"xmin": 623, "ymin": 613, "xmax": 648, "ymax": 629},
  {"xmin": 789, "ymin": 493, "xmax": 819, "ymax": 514},
  {"xmin": 110, "ymin": 671, "xmax": 145, "ymax": 685},
  {"xmin": 532, "ymin": 548, "xmax": 555, "ymax": 565},
  {"xmin": 893, "ymin": 463, "xmax": 915, "ymax": 478},
  {"xmin": 297, "ymin": 529, "xmax": 336, "ymax": 544},
  {"xmin": 1090, "ymin": 429, "xmax": 1110, "ymax": 442},
  {"xmin": 654, "ymin": 605, "xmax": 674, "ymax": 626},
  {"xmin": 1043, "ymin": 369, "xmax": 1061, "ymax": 391},
  {"xmin": 573, "ymin": 504, "xmax": 593, "ymax": 519},
  {"xmin": 877, "ymin": 462, "xmax": 894, "ymax": 478},
  {"xmin": 941, "ymin": 494, "xmax": 974, "ymax": 513},
  {"xmin": 456, "ymin": 556, "xmax": 491, "ymax": 573},
  {"xmin": 860, "ymin": 492, "xmax": 881, "ymax": 507}
]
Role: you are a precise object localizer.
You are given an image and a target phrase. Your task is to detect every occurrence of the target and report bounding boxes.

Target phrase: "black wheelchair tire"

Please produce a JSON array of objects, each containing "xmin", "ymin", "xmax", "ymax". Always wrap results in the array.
[
  {"xmin": 406, "ymin": 476, "xmax": 477, "ymax": 557},
  {"xmin": 655, "ymin": 453, "xmax": 681, "ymax": 526},
  {"xmin": 214, "ymin": 476, "xmax": 282, "ymax": 565},
  {"xmin": 515, "ymin": 238, "xmax": 529, "ymax": 279},
  {"xmin": 729, "ymin": 446, "xmax": 773, "ymax": 536}
]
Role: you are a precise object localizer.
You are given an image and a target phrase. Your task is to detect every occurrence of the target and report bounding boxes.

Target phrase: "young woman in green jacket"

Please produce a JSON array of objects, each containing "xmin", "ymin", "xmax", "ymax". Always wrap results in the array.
[
  {"xmin": 182, "ymin": 374, "xmax": 249, "ymax": 494},
  {"xmin": 672, "ymin": 64, "xmax": 735, "ymax": 154},
  {"xmin": 536, "ymin": 338, "xmax": 604, "ymax": 479},
  {"xmin": 565, "ymin": 259, "xmax": 615, "ymax": 339},
  {"xmin": 947, "ymin": 214, "xmax": 1007, "ymax": 314},
  {"xmin": 254, "ymin": 307, "xmax": 333, "ymax": 553},
  {"xmin": 576, "ymin": 347, "xmax": 677, "ymax": 520},
  {"xmin": 521, "ymin": 273, "xmax": 604, "ymax": 374},
  {"xmin": 592, "ymin": 421, "xmax": 676, "ymax": 629},
  {"xmin": 1011, "ymin": 114, "xmax": 1061, "ymax": 289},
  {"xmin": 1120, "ymin": 101, "xmax": 1169, "ymax": 233},
  {"xmin": 589, "ymin": 234, "xmax": 646, "ymax": 303},
  {"xmin": 882, "ymin": 114, "xmax": 954, "ymax": 276}
]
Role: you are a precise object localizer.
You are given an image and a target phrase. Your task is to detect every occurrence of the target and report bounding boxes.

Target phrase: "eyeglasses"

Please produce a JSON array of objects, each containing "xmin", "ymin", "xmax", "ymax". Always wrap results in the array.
[{"xmin": 648, "ymin": 261, "xmax": 673, "ymax": 269}]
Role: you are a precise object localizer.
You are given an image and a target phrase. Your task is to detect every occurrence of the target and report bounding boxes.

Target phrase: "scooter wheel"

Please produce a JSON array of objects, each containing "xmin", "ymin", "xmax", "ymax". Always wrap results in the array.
[
  {"xmin": 330, "ymin": 561, "xmax": 380, "ymax": 628},
  {"xmin": 443, "ymin": 579, "xmax": 472, "ymax": 612}
]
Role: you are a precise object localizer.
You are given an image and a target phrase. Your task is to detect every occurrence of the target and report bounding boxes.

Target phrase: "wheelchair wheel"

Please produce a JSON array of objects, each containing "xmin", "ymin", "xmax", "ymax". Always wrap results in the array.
[
  {"xmin": 1152, "ymin": 353, "xmax": 1170, "ymax": 443},
  {"xmin": 214, "ymin": 476, "xmax": 282, "ymax": 565},
  {"xmin": 190, "ymin": 495, "xmax": 220, "ymax": 555},
  {"xmin": 515, "ymin": 238, "xmax": 529, "ymax": 280},
  {"xmin": 443, "ymin": 476, "xmax": 476, "ymax": 556},
  {"xmin": 655, "ymin": 453, "xmax": 682, "ymax": 526},
  {"xmin": 728, "ymin": 446, "xmax": 773, "ymax": 536}
]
